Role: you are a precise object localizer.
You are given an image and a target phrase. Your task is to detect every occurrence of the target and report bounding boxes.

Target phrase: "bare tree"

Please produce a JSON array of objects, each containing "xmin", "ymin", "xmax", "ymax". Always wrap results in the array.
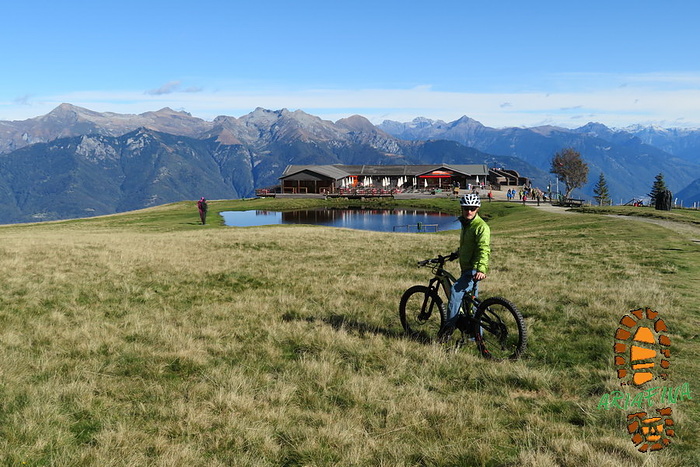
[{"xmin": 550, "ymin": 148, "xmax": 589, "ymax": 199}]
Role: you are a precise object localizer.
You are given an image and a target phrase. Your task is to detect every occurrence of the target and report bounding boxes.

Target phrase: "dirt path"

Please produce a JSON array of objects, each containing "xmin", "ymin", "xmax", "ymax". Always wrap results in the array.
[
  {"xmin": 529, "ymin": 202, "xmax": 700, "ymax": 242},
  {"xmin": 530, "ymin": 203, "xmax": 581, "ymax": 215},
  {"xmin": 606, "ymin": 215, "xmax": 700, "ymax": 243}
]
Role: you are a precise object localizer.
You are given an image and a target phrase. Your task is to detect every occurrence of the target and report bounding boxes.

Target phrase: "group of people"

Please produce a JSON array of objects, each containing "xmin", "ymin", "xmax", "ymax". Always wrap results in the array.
[{"xmin": 505, "ymin": 187, "xmax": 546, "ymax": 205}]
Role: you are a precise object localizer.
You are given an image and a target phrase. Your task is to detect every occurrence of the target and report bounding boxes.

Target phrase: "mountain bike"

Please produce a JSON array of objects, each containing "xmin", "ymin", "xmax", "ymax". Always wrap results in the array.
[{"xmin": 398, "ymin": 253, "xmax": 527, "ymax": 360}]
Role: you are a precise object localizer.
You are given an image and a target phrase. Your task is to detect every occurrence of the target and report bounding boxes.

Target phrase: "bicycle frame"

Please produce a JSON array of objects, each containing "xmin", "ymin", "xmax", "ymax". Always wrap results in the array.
[
  {"xmin": 421, "ymin": 255, "xmax": 480, "ymax": 317},
  {"xmin": 427, "ymin": 266, "xmax": 455, "ymax": 300}
]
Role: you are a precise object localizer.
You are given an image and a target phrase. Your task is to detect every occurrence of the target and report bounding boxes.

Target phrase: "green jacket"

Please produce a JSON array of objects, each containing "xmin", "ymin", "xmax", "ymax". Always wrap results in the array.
[{"xmin": 458, "ymin": 214, "xmax": 491, "ymax": 274}]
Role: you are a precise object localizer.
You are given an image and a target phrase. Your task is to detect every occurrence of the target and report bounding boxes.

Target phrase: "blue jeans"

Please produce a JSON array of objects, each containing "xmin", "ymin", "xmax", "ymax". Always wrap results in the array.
[{"xmin": 445, "ymin": 270, "xmax": 478, "ymax": 328}]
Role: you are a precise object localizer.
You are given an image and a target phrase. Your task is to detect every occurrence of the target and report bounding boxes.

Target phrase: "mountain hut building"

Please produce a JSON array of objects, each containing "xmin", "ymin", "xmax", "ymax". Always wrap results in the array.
[
  {"xmin": 275, "ymin": 164, "xmax": 526, "ymax": 195},
  {"xmin": 278, "ymin": 164, "xmax": 485, "ymax": 194}
]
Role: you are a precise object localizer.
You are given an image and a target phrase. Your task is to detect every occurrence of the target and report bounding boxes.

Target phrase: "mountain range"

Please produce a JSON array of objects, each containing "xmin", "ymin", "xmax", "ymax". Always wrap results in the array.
[
  {"xmin": 0, "ymin": 104, "xmax": 699, "ymax": 223},
  {"xmin": 378, "ymin": 117, "xmax": 700, "ymax": 205}
]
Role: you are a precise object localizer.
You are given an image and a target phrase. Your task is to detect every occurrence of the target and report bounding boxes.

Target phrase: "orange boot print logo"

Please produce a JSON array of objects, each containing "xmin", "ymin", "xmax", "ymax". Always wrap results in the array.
[
  {"xmin": 627, "ymin": 407, "xmax": 675, "ymax": 452},
  {"xmin": 596, "ymin": 308, "xmax": 693, "ymax": 453},
  {"xmin": 614, "ymin": 308, "xmax": 670, "ymax": 386}
]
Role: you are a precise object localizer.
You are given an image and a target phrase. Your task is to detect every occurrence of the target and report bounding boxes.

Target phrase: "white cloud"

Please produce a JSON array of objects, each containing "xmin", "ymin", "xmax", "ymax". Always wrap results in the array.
[
  {"xmin": 13, "ymin": 94, "xmax": 32, "ymax": 106},
  {"xmin": 4, "ymin": 72, "xmax": 700, "ymax": 129},
  {"xmin": 146, "ymin": 81, "xmax": 182, "ymax": 95}
]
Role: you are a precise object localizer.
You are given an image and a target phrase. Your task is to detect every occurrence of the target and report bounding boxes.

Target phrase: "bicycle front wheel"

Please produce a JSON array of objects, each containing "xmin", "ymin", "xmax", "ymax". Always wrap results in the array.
[
  {"xmin": 399, "ymin": 285, "xmax": 445, "ymax": 343},
  {"xmin": 473, "ymin": 297, "xmax": 527, "ymax": 360}
]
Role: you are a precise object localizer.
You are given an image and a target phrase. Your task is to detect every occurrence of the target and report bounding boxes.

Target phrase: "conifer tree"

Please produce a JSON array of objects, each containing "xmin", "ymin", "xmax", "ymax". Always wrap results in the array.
[
  {"xmin": 593, "ymin": 172, "xmax": 611, "ymax": 206},
  {"xmin": 649, "ymin": 173, "xmax": 667, "ymax": 205}
]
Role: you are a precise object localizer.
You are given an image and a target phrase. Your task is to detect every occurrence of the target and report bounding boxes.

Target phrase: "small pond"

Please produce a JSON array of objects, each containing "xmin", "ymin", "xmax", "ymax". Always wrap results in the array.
[{"xmin": 221, "ymin": 208, "xmax": 460, "ymax": 233}]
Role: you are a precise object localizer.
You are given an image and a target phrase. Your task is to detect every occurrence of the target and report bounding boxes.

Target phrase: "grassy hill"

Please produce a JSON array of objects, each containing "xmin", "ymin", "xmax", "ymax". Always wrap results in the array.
[{"xmin": 0, "ymin": 199, "xmax": 698, "ymax": 465}]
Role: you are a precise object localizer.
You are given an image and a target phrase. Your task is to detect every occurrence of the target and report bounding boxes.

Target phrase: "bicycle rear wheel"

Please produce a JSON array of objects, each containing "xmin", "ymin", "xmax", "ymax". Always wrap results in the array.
[
  {"xmin": 399, "ymin": 285, "xmax": 445, "ymax": 343},
  {"xmin": 473, "ymin": 297, "xmax": 527, "ymax": 360}
]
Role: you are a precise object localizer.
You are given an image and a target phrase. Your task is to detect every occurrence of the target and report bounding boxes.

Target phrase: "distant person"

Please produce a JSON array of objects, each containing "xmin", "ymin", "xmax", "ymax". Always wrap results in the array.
[{"xmin": 197, "ymin": 197, "xmax": 208, "ymax": 225}]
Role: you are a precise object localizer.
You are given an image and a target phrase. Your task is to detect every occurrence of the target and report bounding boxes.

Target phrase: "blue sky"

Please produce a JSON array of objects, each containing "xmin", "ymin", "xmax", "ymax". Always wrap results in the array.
[{"xmin": 2, "ymin": 0, "xmax": 700, "ymax": 128}]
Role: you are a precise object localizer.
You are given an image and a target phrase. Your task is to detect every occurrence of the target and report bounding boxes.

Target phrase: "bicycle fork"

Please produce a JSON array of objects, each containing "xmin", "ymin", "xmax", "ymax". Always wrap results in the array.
[{"xmin": 417, "ymin": 285, "xmax": 441, "ymax": 322}]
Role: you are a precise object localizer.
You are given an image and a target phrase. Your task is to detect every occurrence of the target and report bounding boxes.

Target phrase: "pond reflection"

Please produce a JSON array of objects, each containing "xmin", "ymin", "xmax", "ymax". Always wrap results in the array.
[{"xmin": 221, "ymin": 208, "xmax": 459, "ymax": 232}]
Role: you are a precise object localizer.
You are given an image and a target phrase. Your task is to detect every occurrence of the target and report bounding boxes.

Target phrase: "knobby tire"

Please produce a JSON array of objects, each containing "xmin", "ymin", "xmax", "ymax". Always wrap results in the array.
[
  {"xmin": 473, "ymin": 297, "xmax": 527, "ymax": 360},
  {"xmin": 398, "ymin": 285, "xmax": 445, "ymax": 344}
]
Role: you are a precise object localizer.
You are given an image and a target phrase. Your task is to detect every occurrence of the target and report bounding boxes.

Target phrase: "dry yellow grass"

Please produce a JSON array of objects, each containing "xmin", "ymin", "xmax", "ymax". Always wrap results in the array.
[{"xmin": 0, "ymin": 200, "xmax": 697, "ymax": 465}]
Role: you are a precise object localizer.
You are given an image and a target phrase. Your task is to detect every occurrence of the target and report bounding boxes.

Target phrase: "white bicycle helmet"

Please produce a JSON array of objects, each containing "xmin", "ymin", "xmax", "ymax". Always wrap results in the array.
[{"xmin": 460, "ymin": 193, "xmax": 481, "ymax": 207}]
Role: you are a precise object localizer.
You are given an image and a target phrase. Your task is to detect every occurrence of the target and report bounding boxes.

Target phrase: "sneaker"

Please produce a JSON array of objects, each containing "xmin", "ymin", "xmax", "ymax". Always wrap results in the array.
[
  {"xmin": 437, "ymin": 325, "xmax": 454, "ymax": 343},
  {"xmin": 455, "ymin": 336, "xmax": 473, "ymax": 348}
]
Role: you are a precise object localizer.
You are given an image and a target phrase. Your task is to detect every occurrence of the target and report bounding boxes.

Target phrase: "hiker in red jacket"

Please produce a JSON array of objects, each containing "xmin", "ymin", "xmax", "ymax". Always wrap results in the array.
[{"xmin": 197, "ymin": 197, "xmax": 208, "ymax": 225}]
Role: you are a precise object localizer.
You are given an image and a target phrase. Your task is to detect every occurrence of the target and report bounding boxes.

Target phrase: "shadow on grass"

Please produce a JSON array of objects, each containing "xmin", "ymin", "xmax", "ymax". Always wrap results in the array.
[
  {"xmin": 282, "ymin": 311, "xmax": 413, "ymax": 341},
  {"xmin": 319, "ymin": 315, "xmax": 475, "ymax": 354},
  {"xmin": 323, "ymin": 314, "xmax": 405, "ymax": 340}
]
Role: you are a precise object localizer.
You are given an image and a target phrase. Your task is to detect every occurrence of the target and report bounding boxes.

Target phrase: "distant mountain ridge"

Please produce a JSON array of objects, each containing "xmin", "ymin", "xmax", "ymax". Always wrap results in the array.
[
  {"xmin": 621, "ymin": 124, "xmax": 700, "ymax": 164},
  {"xmin": 378, "ymin": 116, "xmax": 700, "ymax": 163},
  {"xmin": 0, "ymin": 104, "xmax": 212, "ymax": 153},
  {"xmin": 0, "ymin": 105, "xmax": 545, "ymax": 224},
  {"xmin": 378, "ymin": 117, "xmax": 700, "ymax": 205},
  {"xmin": 0, "ymin": 129, "xmax": 254, "ymax": 223},
  {"xmin": 0, "ymin": 104, "xmax": 404, "ymax": 156},
  {"xmin": 1, "ymin": 104, "xmax": 700, "ymax": 224}
]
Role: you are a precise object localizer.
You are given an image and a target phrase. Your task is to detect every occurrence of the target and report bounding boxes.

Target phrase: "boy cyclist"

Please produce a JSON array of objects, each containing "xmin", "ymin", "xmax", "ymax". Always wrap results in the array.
[{"xmin": 440, "ymin": 193, "xmax": 491, "ymax": 338}]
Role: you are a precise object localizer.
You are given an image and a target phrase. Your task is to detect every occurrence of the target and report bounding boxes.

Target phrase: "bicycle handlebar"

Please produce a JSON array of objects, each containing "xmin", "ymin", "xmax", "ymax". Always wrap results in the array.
[{"xmin": 417, "ymin": 252, "xmax": 458, "ymax": 267}]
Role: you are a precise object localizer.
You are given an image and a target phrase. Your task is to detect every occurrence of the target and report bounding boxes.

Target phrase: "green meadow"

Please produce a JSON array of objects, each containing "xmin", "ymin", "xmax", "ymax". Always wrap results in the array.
[{"xmin": 0, "ymin": 198, "xmax": 698, "ymax": 466}]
